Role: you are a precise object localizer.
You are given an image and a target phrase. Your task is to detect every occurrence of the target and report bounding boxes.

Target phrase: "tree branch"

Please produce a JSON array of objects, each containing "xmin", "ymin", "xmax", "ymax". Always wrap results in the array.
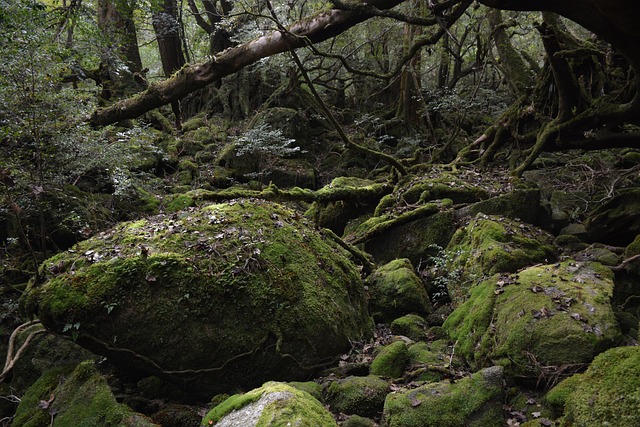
[{"xmin": 90, "ymin": 0, "xmax": 408, "ymax": 127}]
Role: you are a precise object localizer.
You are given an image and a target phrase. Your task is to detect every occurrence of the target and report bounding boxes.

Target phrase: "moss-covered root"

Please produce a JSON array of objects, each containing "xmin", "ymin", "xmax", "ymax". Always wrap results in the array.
[
  {"xmin": 382, "ymin": 366, "xmax": 505, "ymax": 427},
  {"xmin": 201, "ymin": 381, "xmax": 337, "ymax": 426}
]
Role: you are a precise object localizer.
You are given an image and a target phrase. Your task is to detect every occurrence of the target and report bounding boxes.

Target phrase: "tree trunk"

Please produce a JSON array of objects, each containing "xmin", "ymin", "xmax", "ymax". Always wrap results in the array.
[
  {"xmin": 152, "ymin": 0, "xmax": 187, "ymax": 129},
  {"xmin": 90, "ymin": 0, "xmax": 408, "ymax": 127},
  {"xmin": 97, "ymin": 0, "xmax": 143, "ymax": 73},
  {"xmin": 487, "ymin": 9, "xmax": 533, "ymax": 94}
]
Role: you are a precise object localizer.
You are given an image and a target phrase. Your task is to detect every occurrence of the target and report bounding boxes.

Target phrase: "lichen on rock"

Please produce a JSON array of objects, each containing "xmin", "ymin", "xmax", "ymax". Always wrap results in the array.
[
  {"xmin": 20, "ymin": 200, "xmax": 373, "ymax": 396},
  {"xmin": 201, "ymin": 381, "xmax": 337, "ymax": 427}
]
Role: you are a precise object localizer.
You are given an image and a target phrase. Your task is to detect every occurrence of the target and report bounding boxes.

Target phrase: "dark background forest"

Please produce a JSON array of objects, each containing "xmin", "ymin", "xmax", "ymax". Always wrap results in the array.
[{"xmin": 1, "ymin": 0, "xmax": 640, "ymax": 426}]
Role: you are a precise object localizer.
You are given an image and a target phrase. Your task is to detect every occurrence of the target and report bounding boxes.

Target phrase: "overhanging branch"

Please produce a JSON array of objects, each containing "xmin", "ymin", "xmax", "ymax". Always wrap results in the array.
[{"xmin": 90, "ymin": 0, "xmax": 410, "ymax": 127}]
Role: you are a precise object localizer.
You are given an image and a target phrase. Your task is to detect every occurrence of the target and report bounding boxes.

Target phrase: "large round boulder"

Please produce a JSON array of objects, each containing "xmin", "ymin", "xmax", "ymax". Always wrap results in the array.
[{"xmin": 21, "ymin": 200, "xmax": 373, "ymax": 395}]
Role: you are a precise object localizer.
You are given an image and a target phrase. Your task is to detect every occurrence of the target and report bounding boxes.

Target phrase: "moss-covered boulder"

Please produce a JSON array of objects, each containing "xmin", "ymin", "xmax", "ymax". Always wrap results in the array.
[
  {"xmin": 547, "ymin": 346, "xmax": 640, "ymax": 426},
  {"xmin": 444, "ymin": 214, "xmax": 557, "ymax": 305},
  {"xmin": 443, "ymin": 261, "xmax": 622, "ymax": 379},
  {"xmin": 462, "ymin": 187, "xmax": 550, "ymax": 229},
  {"xmin": 585, "ymin": 188, "xmax": 640, "ymax": 246},
  {"xmin": 359, "ymin": 210, "xmax": 456, "ymax": 266},
  {"xmin": 201, "ymin": 381, "xmax": 337, "ymax": 426},
  {"xmin": 367, "ymin": 259, "xmax": 433, "ymax": 323},
  {"xmin": 381, "ymin": 366, "xmax": 504, "ymax": 427},
  {"xmin": 21, "ymin": 200, "xmax": 372, "ymax": 395},
  {"xmin": 390, "ymin": 314, "xmax": 429, "ymax": 342},
  {"xmin": 369, "ymin": 341, "xmax": 409, "ymax": 379},
  {"xmin": 13, "ymin": 361, "xmax": 156, "ymax": 427},
  {"xmin": 323, "ymin": 375, "xmax": 389, "ymax": 418}
]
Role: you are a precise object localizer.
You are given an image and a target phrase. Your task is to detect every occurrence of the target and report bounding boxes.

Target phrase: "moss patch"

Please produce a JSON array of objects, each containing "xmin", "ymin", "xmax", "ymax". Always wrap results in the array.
[
  {"xmin": 551, "ymin": 346, "xmax": 640, "ymax": 426},
  {"xmin": 370, "ymin": 341, "xmax": 409, "ymax": 379},
  {"xmin": 323, "ymin": 375, "xmax": 389, "ymax": 418},
  {"xmin": 201, "ymin": 381, "xmax": 337, "ymax": 426},
  {"xmin": 382, "ymin": 366, "xmax": 504, "ymax": 427},
  {"xmin": 21, "ymin": 200, "xmax": 372, "ymax": 395},
  {"xmin": 445, "ymin": 214, "xmax": 557, "ymax": 305},
  {"xmin": 443, "ymin": 261, "xmax": 621, "ymax": 379},
  {"xmin": 13, "ymin": 361, "xmax": 155, "ymax": 427},
  {"xmin": 367, "ymin": 259, "xmax": 433, "ymax": 323}
]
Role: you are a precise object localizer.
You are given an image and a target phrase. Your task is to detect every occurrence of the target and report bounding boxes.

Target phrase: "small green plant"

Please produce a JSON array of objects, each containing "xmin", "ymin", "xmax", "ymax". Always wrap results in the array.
[
  {"xmin": 62, "ymin": 322, "xmax": 81, "ymax": 341},
  {"xmin": 234, "ymin": 123, "xmax": 305, "ymax": 180},
  {"xmin": 418, "ymin": 244, "xmax": 464, "ymax": 303}
]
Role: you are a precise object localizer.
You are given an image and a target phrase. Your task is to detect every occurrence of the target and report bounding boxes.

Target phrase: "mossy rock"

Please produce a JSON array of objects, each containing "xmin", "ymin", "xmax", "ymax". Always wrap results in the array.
[
  {"xmin": 21, "ymin": 200, "xmax": 373, "ymax": 396},
  {"xmin": 390, "ymin": 314, "xmax": 429, "ymax": 342},
  {"xmin": 624, "ymin": 234, "xmax": 640, "ymax": 258},
  {"xmin": 304, "ymin": 177, "xmax": 381, "ymax": 234},
  {"xmin": 443, "ymin": 261, "xmax": 622, "ymax": 380},
  {"xmin": 382, "ymin": 366, "xmax": 504, "ymax": 427},
  {"xmin": 462, "ymin": 188, "xmax": 550, "ymax": 228},
  {"xmin": 202, "ymin": 381, "xmax": 337, "ymax": 426},
  {"xmin": 548, "ymin": 346, "xmax": 640, "ymax": 426},
  {"xmin": 323, "ymin": 375, "xmax": 389, "ymax": 418},
  {"xmin": 369, "ymin": 341, "xmax": 409, "ymax": 379},
  {"xmin": 367, "ymin": 259, "xmax": 433, "ymax": 323},
  {"xmin": 445, "ymin": 214, "xmax": 557, "ymax": 305},
  {"xmin": 342, "ymin": 414, "xmax": 377, "ymax": 427},
  {"xmin": 13, "ymin": 361, "xmax": 156, "ymax": 427},
  {"xmin": 363, "ymin": 210, "xmax": 456, "ymax": 266},
  {"xmin": 585, "ymin": 188, "xmax": 640, "ymax": 246},
  {"xmin": 287, "ymin": 381, "xmax": 323, "ymax": 402}
]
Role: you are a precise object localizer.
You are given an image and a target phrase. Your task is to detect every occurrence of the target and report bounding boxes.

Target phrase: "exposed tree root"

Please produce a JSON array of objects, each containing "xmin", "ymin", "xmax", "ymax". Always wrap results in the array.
[{"xmin": 1, "ymin": 320, "xmax": 45, "ymax": 383}]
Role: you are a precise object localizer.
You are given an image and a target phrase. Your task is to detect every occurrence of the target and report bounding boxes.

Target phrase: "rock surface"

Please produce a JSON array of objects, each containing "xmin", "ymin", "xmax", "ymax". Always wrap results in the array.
[
  {"xmin": 21, "ymin": 200, "xmax": 372, "ymax": 395},
  {"xmin": 444, "ymin": 261, "xmax": 622, "ymax": 379},
  {"xmin": 202, "ymin": 381, "xmax": 337, "ymax": 426}
]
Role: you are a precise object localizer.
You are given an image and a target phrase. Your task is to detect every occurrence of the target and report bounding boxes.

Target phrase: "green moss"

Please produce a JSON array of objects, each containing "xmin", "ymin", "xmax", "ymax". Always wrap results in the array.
[
  {"xmin": 545, "ymin": 374, "xmax": 582, "ymax": 417},
  {"xmin": 624, "ymin": 234, "xmax": 640, "ymax": 258},
  {"xmin": 343, "ymin": 415, "xmax": 377, "ymax": 427},
  {"xmin": 390, "ymin": 314, "xmax": 428, "ymax": 342},
  {"xmin": 382, "ymin": 366, "xmax": 504, "ymax": 427},
  {"xmin": 287, "ymin": 381, "xmax": 323, "ymax": 402},
  {"xmin": 445, "ymin": 214, "xmax": 557, "ymax": 305},
  {"xmin": 323, "ymin": 375, "xmax": 389, "ymax": 417},
  {"xmin": 370, "ymin": 341, "xmax": 408, "ymax": 379},
  {"xmin": 367, "ymin": 259, "xmax": 432, "ymax": 323},
  {"xmin": 163, "ymin": 193, "xmax": 195, "ymax": 212},
  {"xmin": 444, "ymin": 261, "xmax": 622, "ymax": 378},
  {"xmin": 21, "ymin": 200, "xmax": 372, "ymax": 395},
  {"xmin": 555, "ymin": 346, "xmax": 640, "ymax": 426},
  {"xmin": 13, "ymin": 361, "xmax": 155, "ymax": 427},
  {"xmin": 201, "ymin": 381, "xmax": 337, "ymax": 426}
]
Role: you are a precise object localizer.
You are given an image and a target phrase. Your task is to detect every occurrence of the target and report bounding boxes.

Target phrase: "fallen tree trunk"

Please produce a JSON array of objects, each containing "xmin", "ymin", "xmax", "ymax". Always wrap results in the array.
[{"xmin": 90, "ymin": 0, "xmax": 407, "ymax": 127}]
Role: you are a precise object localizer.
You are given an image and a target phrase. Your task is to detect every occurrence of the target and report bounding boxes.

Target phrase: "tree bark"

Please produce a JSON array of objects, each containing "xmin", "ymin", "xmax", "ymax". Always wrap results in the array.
[
  {"xmin": 90, "ymin": 0, "xmax": 407, "ymax": 127},
  {"xmin": 97, "ymin": 0, "xmax": 143, "ymax": 73}
]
